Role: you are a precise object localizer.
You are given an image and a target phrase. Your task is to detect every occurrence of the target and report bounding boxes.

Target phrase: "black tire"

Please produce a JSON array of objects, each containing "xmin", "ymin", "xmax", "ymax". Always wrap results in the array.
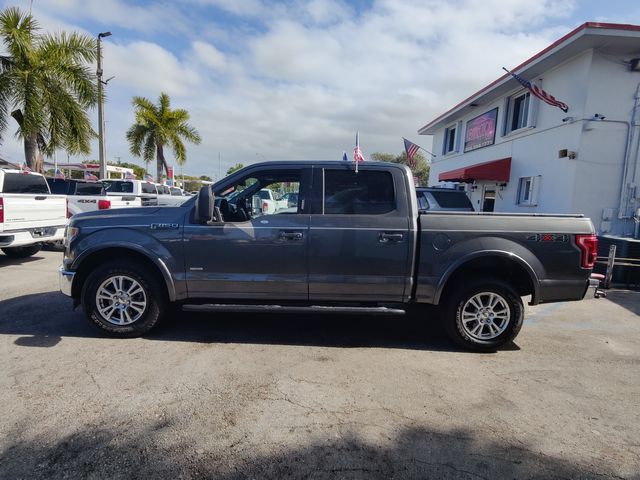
[
  {"xmin": 443, "ymin": 279, "xmax": 524, "ymax": 352},
  {"xmin": 82, "ymin": 260, "xmax": 167, "ymax": 338},
  {"xmin": 1, "ymin": 244, "xmax": 42, "ymax": 258}
]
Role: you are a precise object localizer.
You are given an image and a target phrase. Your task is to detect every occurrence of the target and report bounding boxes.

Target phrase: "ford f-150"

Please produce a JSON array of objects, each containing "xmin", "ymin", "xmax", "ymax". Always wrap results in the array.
[{"xmin": 59, "ymin": 161, "xmax": 597, "ymax": 351}]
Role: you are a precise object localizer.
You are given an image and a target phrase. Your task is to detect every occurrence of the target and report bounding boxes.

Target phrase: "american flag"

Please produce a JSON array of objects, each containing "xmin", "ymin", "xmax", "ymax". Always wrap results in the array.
[
  {"xmin": 145, "ymin": 174, "xmax": 154, "ymax": 182},
  {"xmin": 125, "ymin": 171, "xmax": 136, "ymax": 180},
  {"xmin": 54, "ymin": 168, "xmax": 65, "ymax": 179},
  {"xmin": 503, "ymin": 67, "xmax": 569, "ymax": 113},
  {"xmin": 353, "ymin": 132, "xmax": 364, "ymax": 163},
  {"xmin": 21, "ymin": 163, "xmax": 32, "ymax": 173},
  {"xmin": 84, "ymin": 170, "xmax": 99, "ymax": 181},
  {"xmin": 403, "ymin": 138, "xmax": 420, "ymax": 168}
]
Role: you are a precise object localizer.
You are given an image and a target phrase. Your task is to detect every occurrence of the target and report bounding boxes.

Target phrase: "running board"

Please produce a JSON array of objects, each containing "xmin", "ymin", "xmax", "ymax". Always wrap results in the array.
[{"xmin": 182, "ymin": 304, "xmax": 406, "ymax": 315}]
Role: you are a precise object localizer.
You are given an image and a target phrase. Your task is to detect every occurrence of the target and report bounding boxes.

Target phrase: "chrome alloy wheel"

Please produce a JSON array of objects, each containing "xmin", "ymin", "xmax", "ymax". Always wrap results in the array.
[
  {"xmin": 95, "ymin": 275, "xmax": 147, "ymax": 326},
  {"xmin": 461, "ymin": 292, "xmax": 511, "ymax": 340}
]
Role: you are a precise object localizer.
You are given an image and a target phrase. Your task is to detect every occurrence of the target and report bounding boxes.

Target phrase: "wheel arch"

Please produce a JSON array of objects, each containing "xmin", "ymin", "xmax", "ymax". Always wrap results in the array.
[
  {"xmin": 435, "ymin": 251, "xmax": 540, "ymax": 305},
  {"xmin": 71, "ymin": 244, "xmax": 176, "ymax": 303}
]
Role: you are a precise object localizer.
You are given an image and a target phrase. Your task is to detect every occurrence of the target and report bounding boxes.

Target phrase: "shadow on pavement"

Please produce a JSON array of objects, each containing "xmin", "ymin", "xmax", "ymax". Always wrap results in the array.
[
  {"xmin": 604, "ymin": 289, "xmax": 640, "ymax": 316},
  {"xmin": 0, "ymin": 291, "xmax": 466, "ymax": 352},
  {"xmin": 0, "ymin": 421, "xmax": 620, "ymax": 479},
  {"xmin": 0, "ymin": 254, "xmax": 48, "ymax": 267}
]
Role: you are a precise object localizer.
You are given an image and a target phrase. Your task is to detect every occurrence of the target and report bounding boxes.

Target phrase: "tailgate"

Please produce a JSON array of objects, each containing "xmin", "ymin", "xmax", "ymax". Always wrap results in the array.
[
  {"xmin": 1, "ymin": 194, "xmax": 67, "ymax": 231},
  {"xmin": 109, "ymin": 196, "xmax": 142, "ymax": 209}
]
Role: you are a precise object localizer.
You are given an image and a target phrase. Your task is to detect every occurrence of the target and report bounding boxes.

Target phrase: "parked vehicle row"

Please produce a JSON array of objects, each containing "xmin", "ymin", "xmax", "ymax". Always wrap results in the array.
[
  {"xmin": 59, "ymin": 160, "xmax": 597, "ymax": 351},
  {"xmin": 47, "ymin": 178, "xmax": 141, "ymax": 215},
  {"xmin": 0, "ymin": 168, "xmax": 67, "ymax": 258}
]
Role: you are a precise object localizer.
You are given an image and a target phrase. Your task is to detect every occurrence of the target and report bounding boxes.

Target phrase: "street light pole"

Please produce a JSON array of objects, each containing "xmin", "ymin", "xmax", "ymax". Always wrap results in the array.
[{"xmin": 97, "ymin": 31, "xmax": 112, "ymax": 180}]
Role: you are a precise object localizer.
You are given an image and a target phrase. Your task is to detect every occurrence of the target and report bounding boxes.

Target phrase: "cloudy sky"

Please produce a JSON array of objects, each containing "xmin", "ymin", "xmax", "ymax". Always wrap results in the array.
[{"xmin": 1, "ymin": 0, "xmax": 639, "ymax": 178}]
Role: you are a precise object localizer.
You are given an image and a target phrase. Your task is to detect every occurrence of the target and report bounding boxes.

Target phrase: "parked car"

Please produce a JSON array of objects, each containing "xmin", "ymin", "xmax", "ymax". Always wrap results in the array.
[
  {"xmin": 280, "ymin": 192, "xmax": 299, "ymax": 208},
  {"xmin": 59, "ymin": 161, "xmax": 597, "ymax": 351},
  {"xmin": 416, "ymin": 187, "xmax": 474, "ymax": 212},
  {"xmin": 47, "ymin": 178, "xmax": 141, "ymax": 215},
  {"xmin": 252, "ymin": 188, "xmax": 289, "ymax": 214},
  {"xmin": 155, "ymin": 183, "xmax": 188, "ymax": 207},
  {"xmin": 0, "ymin": 168, "xmax": 67, "ymax": 258},
  {"xmin": 101, "ymin": 179, "xmax": 158, "ymax": 207}
]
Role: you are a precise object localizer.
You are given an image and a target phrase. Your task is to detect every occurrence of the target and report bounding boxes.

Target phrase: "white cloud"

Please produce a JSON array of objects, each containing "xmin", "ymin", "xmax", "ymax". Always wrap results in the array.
[
  {"xmin": 191, "ymin": 41, "xmax": 227, "ymax": 70},
  {"xmin": 1, "ymin": 0, "xmax": 607, "ymax": 177},
  {"xmin": 104, "ymin": 41, "xmax": 201, "ymax": 97}
]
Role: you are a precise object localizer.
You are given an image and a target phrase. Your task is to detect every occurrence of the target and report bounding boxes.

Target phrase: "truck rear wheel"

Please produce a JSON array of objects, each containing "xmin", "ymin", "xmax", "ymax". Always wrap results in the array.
[
  {"xmin": 82, "ymin": 261, "xmax": 166, "ymax": 337},
  {"xmin": 2, "ymin": 244, "xmax": 42, "ymax": 258},
  {"xmin": 443, "ymin": 279, "xmax": 524, "ymax": 352}
]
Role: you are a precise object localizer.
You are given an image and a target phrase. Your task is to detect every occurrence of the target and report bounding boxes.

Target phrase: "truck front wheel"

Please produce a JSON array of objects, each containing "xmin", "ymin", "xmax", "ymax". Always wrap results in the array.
[
  {"xmin": 443, "ymin": 279, "xmax": 524, "ymax": 352},
  {"xmin": 82, "ymin": 261, "xmax": 167, "ymax": 337},
  {"xmin": 2, "ymin": 244, "xmax": 42, "ymax": 258}
]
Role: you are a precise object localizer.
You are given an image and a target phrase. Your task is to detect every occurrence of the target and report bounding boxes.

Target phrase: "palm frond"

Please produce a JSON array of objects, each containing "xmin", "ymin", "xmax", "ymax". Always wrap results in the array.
[
  {"xmin": 0, "ymin": 7, "xmax": 38, "ymax": 68},
  {"xmin": 143, "ymin": 134, "xmax": 156, "ymax": 164},
  {"xmin": 126, "ymin": 123, "xmax": 149, "ymax": 158}
]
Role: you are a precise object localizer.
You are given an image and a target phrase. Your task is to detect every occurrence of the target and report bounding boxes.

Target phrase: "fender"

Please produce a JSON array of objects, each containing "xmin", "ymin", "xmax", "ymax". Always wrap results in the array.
[
  {"xmin": 433, "ymin": 249, "xmax": 541, "ymax": 305},
  {"xmin": 71, "ymin": 230, "xmax": 179, "ymax": 301}
]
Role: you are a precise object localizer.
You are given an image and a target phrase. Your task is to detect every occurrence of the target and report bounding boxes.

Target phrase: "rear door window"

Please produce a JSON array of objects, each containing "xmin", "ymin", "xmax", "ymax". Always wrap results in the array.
[
  {"xmin": 2, "ymin": 173, "xmax": 50, "ymax": 194},
  {"xmin": 323, "ymin": 170, "xmax": 395, "ymax": 215}
]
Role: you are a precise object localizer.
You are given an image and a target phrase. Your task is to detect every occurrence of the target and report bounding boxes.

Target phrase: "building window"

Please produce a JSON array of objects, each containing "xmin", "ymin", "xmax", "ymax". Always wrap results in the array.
[
  {"xmin": 443, "ymin": 124, "xmax": 457, "ymax": 154},
  {"xmin": 517, "ymin": 176, "xmax": 540, "ymax": 206},
  {"xmin": 505, "ymin": 91, "xmax": 530, "ymax": 134}
]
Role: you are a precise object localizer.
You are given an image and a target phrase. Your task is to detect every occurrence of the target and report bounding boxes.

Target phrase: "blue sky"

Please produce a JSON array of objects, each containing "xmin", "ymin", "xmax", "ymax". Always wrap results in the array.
[{"xmin": 1, "ymin": 0, "xmax": 640, "ymax": 178}]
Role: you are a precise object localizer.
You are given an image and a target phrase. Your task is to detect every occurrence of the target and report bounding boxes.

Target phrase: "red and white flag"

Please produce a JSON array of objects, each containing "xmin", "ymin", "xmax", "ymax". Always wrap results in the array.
[{"xmin": 503, "ymin": 67, "xmax": 569, "ymax": 113}]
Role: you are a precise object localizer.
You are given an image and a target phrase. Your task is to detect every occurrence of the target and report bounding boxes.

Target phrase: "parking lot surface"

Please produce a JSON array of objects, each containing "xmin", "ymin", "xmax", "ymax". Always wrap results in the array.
[{"xmin": 1, "ymin": 251, "xmax": 639, "ymax": 479}]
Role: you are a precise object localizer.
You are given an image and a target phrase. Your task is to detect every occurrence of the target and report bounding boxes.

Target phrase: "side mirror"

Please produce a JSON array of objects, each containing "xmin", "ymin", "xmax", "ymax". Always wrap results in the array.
[{"xmin": 195, "ymin": 186, "xmax": 222, "ymax": 224}]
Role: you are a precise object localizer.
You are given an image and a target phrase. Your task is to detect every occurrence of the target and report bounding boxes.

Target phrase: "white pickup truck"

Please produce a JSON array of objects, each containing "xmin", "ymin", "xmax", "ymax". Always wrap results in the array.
[
  {"xmin": 155, "ymin": 183, "xmax": 189, "ymax": 207},
  {"xmin": 252, "ymin": 188, "xmax": 289, "ymax": 214},
  {"xmin": 101, "ymin": 179, "xmax": 158, "ymax": 207},
  {"xmin": 0, "ymin": 168, "xmax": 67, "ymax": 258},
  {"xmin": 47, "ymin": 178, "xmax": 141, "ymax": 215}
]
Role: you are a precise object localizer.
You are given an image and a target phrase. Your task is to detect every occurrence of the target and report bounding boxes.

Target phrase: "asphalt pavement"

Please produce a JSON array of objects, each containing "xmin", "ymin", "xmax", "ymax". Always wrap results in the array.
[{"xmin": 0, "ymin": 250, "xmax": 639, "ymax": 479}]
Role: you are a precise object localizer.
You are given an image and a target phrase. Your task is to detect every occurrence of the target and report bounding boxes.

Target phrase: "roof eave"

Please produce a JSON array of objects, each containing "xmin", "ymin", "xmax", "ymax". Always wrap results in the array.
[{"xmin": 418, "ymin": 22, "xmax": 640, "ymax": 136}]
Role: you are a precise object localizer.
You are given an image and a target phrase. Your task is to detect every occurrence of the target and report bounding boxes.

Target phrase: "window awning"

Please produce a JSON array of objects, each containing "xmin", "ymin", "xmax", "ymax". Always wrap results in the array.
[{"xmin": 438, "ymin": 157, "xmax": 512, "ymax": 183}]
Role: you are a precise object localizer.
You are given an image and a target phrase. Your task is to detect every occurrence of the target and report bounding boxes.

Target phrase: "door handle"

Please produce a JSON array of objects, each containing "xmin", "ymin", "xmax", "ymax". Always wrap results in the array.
[
  {"xmin": 279, "ymin": 231, "xmax": 304, "ymax": 241},
  {"xmin": 379, "ymin": 232, "xmax": 404, "ymax": 243}
]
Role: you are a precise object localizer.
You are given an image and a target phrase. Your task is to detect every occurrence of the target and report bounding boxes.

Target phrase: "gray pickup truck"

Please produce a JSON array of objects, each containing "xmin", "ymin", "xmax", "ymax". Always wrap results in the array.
[{"xmin": 59, "ymin": 161, "xmax": 598, "ymax": 351}]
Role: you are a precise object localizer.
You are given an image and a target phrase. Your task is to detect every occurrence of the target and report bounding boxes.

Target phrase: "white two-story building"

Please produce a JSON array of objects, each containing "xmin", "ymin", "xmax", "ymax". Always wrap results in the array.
[{"xmin": 419, "ymin": 22, "xmax": 640, "ymax": 238}]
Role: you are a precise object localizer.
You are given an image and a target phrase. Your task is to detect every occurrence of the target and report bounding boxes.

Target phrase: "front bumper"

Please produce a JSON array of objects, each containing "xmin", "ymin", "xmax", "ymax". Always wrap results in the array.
[{"xmin": 59, "ymin": 266, "xmax": 75, "ymax": 297}]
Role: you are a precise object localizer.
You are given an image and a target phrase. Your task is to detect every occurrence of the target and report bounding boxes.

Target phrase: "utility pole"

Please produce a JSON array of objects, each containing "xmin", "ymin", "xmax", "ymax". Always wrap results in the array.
[{"xmin": 97, "ymin": 31, "xmax": 112, "ymax": 179}]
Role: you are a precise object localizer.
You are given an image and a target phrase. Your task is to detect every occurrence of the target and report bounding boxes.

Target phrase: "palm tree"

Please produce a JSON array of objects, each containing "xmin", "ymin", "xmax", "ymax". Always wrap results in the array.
[
  {"xmin": 0, "ymin": 7, "xmax": 97, "ymax": 172},
  {"xmin": 126, "ymin": 93, "xmax": 201, "ymax": 182}
]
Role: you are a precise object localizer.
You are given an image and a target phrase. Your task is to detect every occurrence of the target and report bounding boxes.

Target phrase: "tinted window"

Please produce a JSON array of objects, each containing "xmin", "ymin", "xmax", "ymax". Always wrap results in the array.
[
  {"xmin": 47, "ymin": 178, "xmax": 70, "ymax": 195},
  {"xmin": 417, "ymin": 192, "xmax": 429, "ymax": 210},
  {"xmin": 76, "ymin": 182, "xmax": 105, "ymax": 195},
  {"xmin": 158, "ymin": 185, "xmax": 171, "ymax": 195},
  {"xmin": 141, "ymin": 182, "xmax": 157, "ymax": 194},
  {"xmin": 3, "ymin": 173, "xmax": 50, "ymax": 194},
  {"xmin": 324, "ymin": 170, "xmax": 395, "ymax": 215},
  {"xmin": 429, "ymin": 190, "xmax": 473, "ymax": 209},
  {"xmin": 102, "ymin": 180, "xmax": 134, "ymax": 193}
]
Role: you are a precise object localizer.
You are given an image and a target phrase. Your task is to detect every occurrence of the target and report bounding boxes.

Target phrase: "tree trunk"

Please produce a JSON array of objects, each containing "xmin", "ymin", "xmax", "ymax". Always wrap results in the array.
[
  {"xmin": 11, "ymin": 110, "xmax": 44, "ymax": 173},
  {"xmin": 156, "ymin": 144, "xmax": 169, "ymax": 183},
  {"xmin": 24, "ymin": 133, "xmax": 44, "ymax": 173}
]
